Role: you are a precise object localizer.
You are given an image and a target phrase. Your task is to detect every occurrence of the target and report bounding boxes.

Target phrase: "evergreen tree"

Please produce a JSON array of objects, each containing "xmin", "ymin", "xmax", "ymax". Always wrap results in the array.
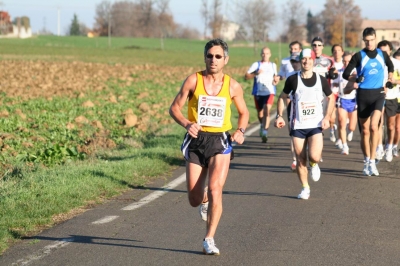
[
  {"xmin": 306, "ymin": 10, "xmax": 319, "ymax": 43},
  {"xmin": 70, "ymin": 14, "xmax": 81, "ymax": 36}
]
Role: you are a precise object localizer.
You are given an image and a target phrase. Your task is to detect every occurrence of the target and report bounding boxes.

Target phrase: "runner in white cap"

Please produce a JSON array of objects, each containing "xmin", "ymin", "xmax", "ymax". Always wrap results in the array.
[{"xmin": 275, "ymin": 48, "xmax": 335, "ymax": 200}]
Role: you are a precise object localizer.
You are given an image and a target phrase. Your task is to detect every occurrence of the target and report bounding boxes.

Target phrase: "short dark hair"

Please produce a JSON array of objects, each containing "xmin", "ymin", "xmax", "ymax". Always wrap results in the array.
[
  {"xmin": 289, "ymin": 41, "xmax": 302, "ymax": 50},
  {"xmin": 204, "ymin": 38, "xmax": 229, "ymax": 57},
  {"xmin": 392, "ymin": 49, "xmax": 400, "ymax": 58},
  {"xmin": 311, "ymin": 36, "xmax": 324, "ymax": 44},
  {"xmin": 377, "ymin": 40, "xmax": 393, "ymax": 51},
  {"xmin": 331, "ymin": 44, "xmax": 343, "ymax": 54},
  {"xmin": 362, "ymin": 27, "xmax": 376, "ymax": 38},
  {"xmin": 343, "ymin": 51, "xmax": 353, "ymax": 57}
]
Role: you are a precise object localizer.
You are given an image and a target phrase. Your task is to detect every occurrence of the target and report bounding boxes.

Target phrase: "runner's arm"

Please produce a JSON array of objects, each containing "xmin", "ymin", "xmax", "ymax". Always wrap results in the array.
[
  {"xmin": 230, "ymin": 79, "xmax": 249, "ymax": 144},
  {"xmin": 275, "ymin": 78, "xmax": 294, "ymax": 128},
  {"xmin": 343, "ymin": 72, "xmax": 359, "ymax": 94},
  {"xmin": 321, "ymin": 77, "xmax": 334, "ymax": 122},
  {"xmin": 245, "ymin": 62, "xmax": 259, "ymax": 80},
  {"xmin": 383, "ymin": 52, "xmax": 394, "ymax": 81},
  {"xmin": 343, "ymin": 52, "xmax": 360, "ymax": 81},
  {"xmin": 169, "ymin": 73, "xmax": 202, "ymax": 136},
  {"xmin": 277, "ymin": 61, "xmax": 286, "ymax": 80}
]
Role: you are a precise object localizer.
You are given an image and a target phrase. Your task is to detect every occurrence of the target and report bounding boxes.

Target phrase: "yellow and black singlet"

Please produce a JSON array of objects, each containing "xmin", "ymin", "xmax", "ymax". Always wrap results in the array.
[{"xmin": 188, "ymin": 71, "xmax": 232, "ymax": 133}]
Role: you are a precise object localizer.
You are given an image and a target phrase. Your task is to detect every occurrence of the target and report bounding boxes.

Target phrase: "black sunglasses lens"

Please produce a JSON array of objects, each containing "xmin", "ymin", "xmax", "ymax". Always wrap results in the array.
[{"xmin": 206, "ymin": 54, "xmax": 223, "ymax": 59}]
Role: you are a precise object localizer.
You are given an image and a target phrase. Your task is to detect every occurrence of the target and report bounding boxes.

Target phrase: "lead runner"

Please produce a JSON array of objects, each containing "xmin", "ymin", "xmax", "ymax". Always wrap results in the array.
[{"xmin": 169, "ymin": 38, "xmax": 249, "ymax": 255}]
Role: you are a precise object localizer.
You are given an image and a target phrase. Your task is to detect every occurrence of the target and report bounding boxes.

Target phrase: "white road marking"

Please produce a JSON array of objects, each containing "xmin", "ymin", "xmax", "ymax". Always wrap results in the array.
[
  {"xmin": 121, "ymin": 175, "xmax": 186, "ymax": 211},
  {"xmin": 91, "ymin": 215, "xmax": 119, "ymax": 224},
  {"xmin": 12, "ymin": 238, "xmax": 74, "ymax": 266}
]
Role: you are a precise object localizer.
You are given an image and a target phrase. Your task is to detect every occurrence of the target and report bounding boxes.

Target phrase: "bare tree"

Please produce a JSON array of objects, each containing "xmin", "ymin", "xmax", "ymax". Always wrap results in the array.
[
  {"xmin": 200, "ymin": 0, "xmax": 223, "ymax": 39},
  {"xmin": 95, "ymin": 0, "xmax": 196, "ymax": 39},
  {"xmin": 319, "ymin": 0, "xmax": 362, "ymax": 47},
  {"xmin": 238, "ymin": 0, "xmax": 276, "ymax": 52},
  {"xmin": 281, "ymin": 0, "xmax": 306, "ymax": 43},
  {"xmin": 93, "ymin": 1, "xmax": 112, "ymax": 36},
  {"xmin": 155, "ymin": 0, "xmax": 177, "ymax": 49},
  {"xmin": 210, "ymin": 0, "xmax": 224, "ymax": 38},
  {"xmin": 111, "ymin": 1, "xmax": 136, "ymax": 37},
  {"xmin": 200, "ymin": 0, "xmax": 209, "ymax": 39}
]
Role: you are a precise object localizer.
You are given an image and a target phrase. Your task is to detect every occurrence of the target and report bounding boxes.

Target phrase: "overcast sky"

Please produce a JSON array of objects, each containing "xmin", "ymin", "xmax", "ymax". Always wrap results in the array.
[{"xmin": 2, "ymin": 0, "xmax": 399, "ymax": 38}]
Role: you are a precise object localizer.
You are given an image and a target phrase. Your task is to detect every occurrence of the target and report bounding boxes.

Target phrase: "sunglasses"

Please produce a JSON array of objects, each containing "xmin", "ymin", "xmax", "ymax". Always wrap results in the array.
[
  {"xmin": 312, "ymin": 44, "xmax": 323, "ymax": 47},
  {"xmin": 206, "ymin": 54, "xmax": 224, "ymax": 59}
]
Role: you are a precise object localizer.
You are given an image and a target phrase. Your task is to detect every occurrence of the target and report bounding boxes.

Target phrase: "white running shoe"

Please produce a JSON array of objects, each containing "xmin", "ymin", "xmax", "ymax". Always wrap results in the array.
[
  {"xmin": 368, "ymin": 163, "xmax": 379, "ymax": 176},
  {"xmin": 297, "ymin": 187, "xmax": 310, "ymax": 200},
  {"xmin": 199, "ymin": 202, "xmax": 208, "ymax": 222},
  {"xmin": 376, "ymin": 148, "xmax": 384, "ymax": 161},
  {"xmin": 329, "ymin": 130, "xmax": 336, "ymax": 142},
  {"xmin": 291, "ymin": 160, "xmax": 297, "ymax": 172},
  {"xmin": 335, "ymin": 139, "xmax": 343, "ymax": 149},
  {"xmin": 393, "ymin": 147, "xmax": 399, "ymax": 157},
  {"xmin": 203, "ymin": 238, "xmax": 220, "ymax": 255},
  {"xmin": 341, "ymin": 146, "xmax": 349, "ymax": 155},
  {"xmin": 347, "ymin": 131, "xmax": 353, "ymax": 142},
  {"xmin": 385, "ymin": 149, "xmax": 393, "ymax": 162},
  {"xmin": 363, "ymin": 161, "xmax": 370, "ymax": 176},
  {"xmin": 310, "ymin": 163, "xmax": 321, "ymax": 182}
]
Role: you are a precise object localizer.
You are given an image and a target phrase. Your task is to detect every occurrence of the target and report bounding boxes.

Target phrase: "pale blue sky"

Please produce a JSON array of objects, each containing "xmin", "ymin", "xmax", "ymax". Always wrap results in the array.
[{"xmin": 2, "ymin": 0, "xmax": 399, "ymax": 37}]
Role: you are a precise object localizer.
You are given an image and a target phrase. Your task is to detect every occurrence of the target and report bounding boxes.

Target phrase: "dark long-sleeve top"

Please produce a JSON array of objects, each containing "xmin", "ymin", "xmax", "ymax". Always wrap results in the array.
[{"xmin": 343, "ymin": 48, "xmax": 394, "ymax": 80}]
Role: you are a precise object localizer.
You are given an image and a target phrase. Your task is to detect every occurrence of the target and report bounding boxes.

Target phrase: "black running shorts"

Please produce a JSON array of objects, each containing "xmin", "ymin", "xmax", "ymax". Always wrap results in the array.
[
  {"xmin": 181, "ymin": 131, "xmax": 233, "ymax": 167},
  {"xmin": 356, "ymin": 88, "xmax": 385, "ymax": 119},
  {"xmin": 385, "ymin": 99, "xmax": 398, "ymax": 117}
]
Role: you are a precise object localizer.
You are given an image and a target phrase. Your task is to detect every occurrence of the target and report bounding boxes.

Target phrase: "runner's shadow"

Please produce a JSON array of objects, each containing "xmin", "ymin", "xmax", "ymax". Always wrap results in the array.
[
  {"xmin": 230, "ymin": 163, "xmax": 291, "ymax": 173},
  {"xmin": 223, "ymin": 190, "xmax": 297, "ymax": 199},
  {"xmin": 25, "ymin": 235, "xmax": 202, "ymax": 255},
  {"xmin": 322, "ymin": 167, "xmax": 364, "ymax": 179}
]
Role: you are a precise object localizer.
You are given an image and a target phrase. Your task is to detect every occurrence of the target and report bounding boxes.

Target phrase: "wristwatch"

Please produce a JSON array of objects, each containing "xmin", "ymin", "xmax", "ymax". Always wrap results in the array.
[
  {"xmin": 276, "ymin": 114, "xmax": 282, "ymax": 119},
  {"xmin": 237, "ymin": 128, "xmax": 245, "ymax": 134}
]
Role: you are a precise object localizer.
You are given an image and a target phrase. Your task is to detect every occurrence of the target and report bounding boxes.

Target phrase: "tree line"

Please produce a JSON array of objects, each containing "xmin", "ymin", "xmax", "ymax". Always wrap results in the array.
[{"xmin": 69, "ymin": 0, "xmax": 363, "ymax": 47}]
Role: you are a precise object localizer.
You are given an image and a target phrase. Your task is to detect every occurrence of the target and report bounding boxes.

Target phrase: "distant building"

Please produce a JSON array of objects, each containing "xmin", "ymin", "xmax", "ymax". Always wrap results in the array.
[
  {"xmin": 0, "ymin": 11, "xmax": 32, "ymax": 39},
  {"xmin": 219, "ymin": 20, "xmax": 239, "ymax": 41},
  {"xmin": 361, "ymin": 20, "xmax": 400, "ymax": 50}
]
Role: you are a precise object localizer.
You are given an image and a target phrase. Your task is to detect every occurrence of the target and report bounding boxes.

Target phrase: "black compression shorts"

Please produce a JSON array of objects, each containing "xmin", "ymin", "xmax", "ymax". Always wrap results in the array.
[{"xmin": 356, "ymin": 88, "xmax": 385, "ymax": 119}]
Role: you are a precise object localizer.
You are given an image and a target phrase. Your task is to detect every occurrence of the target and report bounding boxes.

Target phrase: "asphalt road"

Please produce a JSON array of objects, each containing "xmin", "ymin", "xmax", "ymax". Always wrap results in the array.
[{"xmin": 1, "ymin": 122, "xmax": 400, "ymax": 266}]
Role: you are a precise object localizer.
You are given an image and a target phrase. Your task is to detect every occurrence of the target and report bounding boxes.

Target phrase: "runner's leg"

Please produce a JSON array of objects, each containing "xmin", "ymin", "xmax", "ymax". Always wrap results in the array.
[
  {"xmin": 205, "ymin": 153, "xmax": 230, "ymax": 239},
  {"xmin": 292, "ymin": 137, "xmax": 308, "ymax": 187}
]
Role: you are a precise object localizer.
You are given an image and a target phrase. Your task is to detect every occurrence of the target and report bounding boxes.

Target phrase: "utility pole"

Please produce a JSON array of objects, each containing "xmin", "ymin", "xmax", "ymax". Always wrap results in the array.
[
  {"xmin": 108, "ymin": 10, "xmax": 111, "ymax": 48},
  {"xmin": 57, "ymin": 7, "xmax": 60, "ymax": 36},
  {"xmin": 342, "ymin": 13, "xmax": 345, "ymax": 49}
]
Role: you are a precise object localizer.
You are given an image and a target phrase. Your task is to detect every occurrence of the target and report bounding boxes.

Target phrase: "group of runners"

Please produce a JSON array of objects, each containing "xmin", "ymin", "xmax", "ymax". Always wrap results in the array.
[{"xmin": 168, "ymin": 27, "xmax": 400, "ymax": 255}]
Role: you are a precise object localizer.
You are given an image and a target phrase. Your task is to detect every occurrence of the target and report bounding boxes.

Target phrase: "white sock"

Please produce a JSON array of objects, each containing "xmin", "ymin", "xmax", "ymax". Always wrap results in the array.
[
  {"xmin": 370, "ymin": 159, "xmax": 375, "ymax": 164},
  {"xmin": 343, "ymin": 143, "xmax": 348, "ymax": 148},
  {"xmin": 387, "ymin": 144, "xmax": 393, "ymax": 150},
  {"xmin": 377, "ymin": 144, "xmax": 383, "ymax": 151}
]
